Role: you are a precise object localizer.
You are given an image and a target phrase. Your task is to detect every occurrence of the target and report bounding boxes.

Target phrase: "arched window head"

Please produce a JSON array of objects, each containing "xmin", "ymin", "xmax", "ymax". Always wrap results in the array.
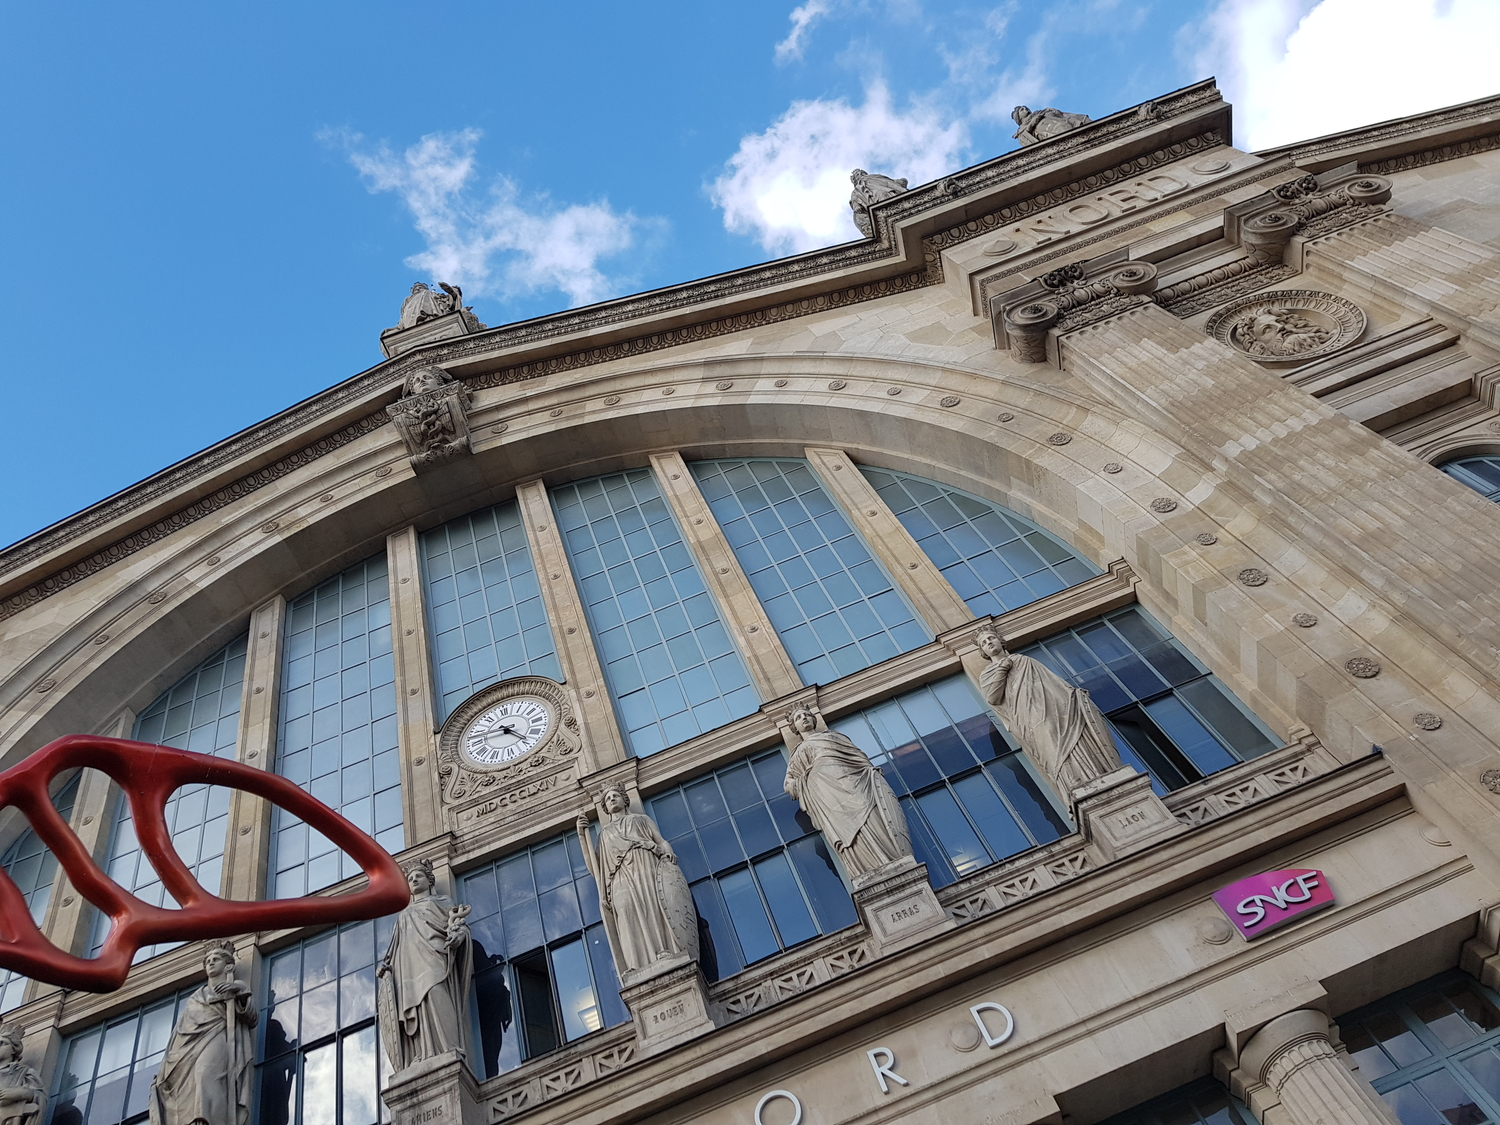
[{"xmin": 1440, "ymin": 456, "xmax": 1500, "ymax": 503}]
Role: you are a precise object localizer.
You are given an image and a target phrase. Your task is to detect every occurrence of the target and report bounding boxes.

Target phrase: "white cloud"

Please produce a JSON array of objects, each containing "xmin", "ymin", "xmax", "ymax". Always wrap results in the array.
[
  {"xmin": 710, "ymin": 82, "xmax": 967, "ymax": 255},
  {"xmin": 1190, "ymin": 0, "xmax": 1500, "ymax": 150},
  {"xmin": 775, "ymin": 0, "xmax": 837, "ymax": 63},
  {"xmin": 333, "ymin": 128, "xmax": 644, "ymax": 308}
]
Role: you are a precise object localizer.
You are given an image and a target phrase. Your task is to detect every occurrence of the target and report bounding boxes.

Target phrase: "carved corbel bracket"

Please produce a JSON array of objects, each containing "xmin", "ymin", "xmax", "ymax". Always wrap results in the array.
[
  {"xmin": 386, "ymin": 365, "xmax": 475, "ymax": 473},
  {"xmin": 991, "ymin": 249, "xmax": 1158, "ymax": 367}
]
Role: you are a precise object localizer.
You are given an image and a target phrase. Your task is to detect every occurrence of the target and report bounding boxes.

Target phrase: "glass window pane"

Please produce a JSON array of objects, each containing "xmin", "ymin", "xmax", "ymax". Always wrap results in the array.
[
  {"xmin": 861, "ymin": 466, "xmax": 1101, "ymax": 616},
  {"xmin": 553, "ymin": 470, "xmax": 758, "ymax": 756},
  {"xmin": 341, "ymin": 1026, "xmax": 380, "ymax": 1125},
  {"xmin": 1412, "ymin": 1070, "xmax": 1486, "ymax": 1125},
  {"xmin": 719, "ymin": 867, "xmax": 780, "ymax": 965},
  {"xmin": 421, "ymin": 501, "xmax": 560, "ymax": 722},
  {"xmin": 301, "ymin": 1041, "xmax": 338, "ymax": 1125},
  {"xmin": 551, "ymin": 938, "xmax": 602, "ymax": 1040},
  {"xmin": 273, "ymin": 555, "xmax": 400, "ymax": 897},
  {"xmin": 1443, "ymin": 457, "xmax": 1500, "ymax": 503},
  {"xmin": 693, "ymin": 459, "xmax": 927, "ymax": 685}
]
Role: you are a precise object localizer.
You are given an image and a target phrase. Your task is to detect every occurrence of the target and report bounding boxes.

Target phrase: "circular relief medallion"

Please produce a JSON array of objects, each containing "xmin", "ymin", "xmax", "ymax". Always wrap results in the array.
[
  {"xmin": 1103, "ymin": 462, "xmax": 1123, "ymax": 474},
  {"xmin": 1413, "ymin": 712, "xmax": 1443, "ymax": 731},
  {"xmin": 1238, "ymin": 567, "xmax": 1269, "ymax": 586},
  {"xmin": 1047, "ymin": 432, "xmax": 1072, "ymax": 446},
  {"xmin": 1206, "ymin": 290, "xmax": 1366, "ymax": 364},
  {"xmin": 461, "ymin": 696, "xmax": 555, "ymax": 768},
  {"xmin": 1195, "ymin": 532, "xmax": 1218, "ymax": 545},
  {"xmin": 1291, "ymin": 612, "xmax": 1318, "ymax": 627},
  {"xmin": 1150, "ymin": 497, "xmax": 1178, "ymax": 513},
  {"xmin": 1345, "ymin": 656, "xmax": 1381, "ymax": 679}
]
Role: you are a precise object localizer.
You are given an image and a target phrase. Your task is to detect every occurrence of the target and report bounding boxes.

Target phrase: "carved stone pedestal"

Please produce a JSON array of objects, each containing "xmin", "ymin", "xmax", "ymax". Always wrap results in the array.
[
  {"xmin": 380, "ymin": 1051, "xmax": 484, "ymax": 1125},
  {"xmin": 852, "ymin": 858, "xmax": 954, "ymax": 956},
  {"xmin": 380, "ymin": 309, "xmax": 478, "ymax": 358},
  {"xmin": 1073, "ymin": 767, "xmax": 1184, "ymax": 862},
  {"xmin": 619, "ymin": 962, "xmax": 718, "ymax": 1058}
]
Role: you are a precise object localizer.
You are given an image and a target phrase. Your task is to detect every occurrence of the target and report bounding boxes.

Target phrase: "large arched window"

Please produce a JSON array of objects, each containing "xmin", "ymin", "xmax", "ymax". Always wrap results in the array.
[
  {"xmin": 691, "ymin": 459, "xmax": 928, "ymax": 685},
  {"xmin": 0, "ymin": 773, "xmax": 80, "ymax": 1010},
  {"xmin": 860, "ymin": 467, "xmax": 1100, "ymax": 616},
  {"xmin": 272, "ymin": 554, "xmax": 401, "ymax": 897},
  {"xmin": 1440, "ymin": 456, "xmax": 1500, "ymax": 503},
  {"xmin": 421, "ymin": 500, "xmax": 560, "ymax": 723},
  {"xmin": 551, "ymin": 470, "xmax": 759, "ymax": 757},
  {"xmin": 91, "ymin": 636, "xmax": 247, "ymax": 961}
]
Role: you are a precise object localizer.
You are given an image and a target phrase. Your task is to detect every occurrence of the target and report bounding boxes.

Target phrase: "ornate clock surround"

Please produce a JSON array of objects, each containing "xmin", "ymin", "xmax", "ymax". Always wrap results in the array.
[{"xmin": 435, "ymin": 677, "xmax": 582, "ymax": 822}]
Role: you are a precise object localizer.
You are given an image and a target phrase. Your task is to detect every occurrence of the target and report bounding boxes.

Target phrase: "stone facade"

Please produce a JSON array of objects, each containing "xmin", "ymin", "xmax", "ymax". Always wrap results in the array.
[{"xmin": 3, "ymin": 80, "xmax": 1500, "ymax": 1125}]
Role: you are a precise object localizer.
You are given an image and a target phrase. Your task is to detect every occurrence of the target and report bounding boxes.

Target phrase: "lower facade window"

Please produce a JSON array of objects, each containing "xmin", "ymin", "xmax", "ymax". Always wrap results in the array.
[
  {"xmin": 461, "ymin": 834, "xmax": 627, "ymax": 1078},
  {"xmin": 1340, "ymin": 970, "xmax": 1500, "ymax": 1125},
  {"xmin": 1098, "ymin": 1074, "xmax": 1259, "ymax": 1125},
  {"xmin": 1020, "ymin": 607, "xmax": 1278, "ymax": 794},
  {"xmin": 647, "ymin": 751, "xmax": 857, "ymax": 981},
  {"xmin": 830, "ymin": 675, "xmax": 1068, "ymax": 888},
  {"xmin": 49, "ymin": 988, "xmax": 192, "ymax": 1125},
  {"xmin": 1441, "ymin": 457, "xmax": 1500, "ymax": 503},
  {"xmin": 259, "ymin": 919, "xmax": 394, "ymax": 1125}
]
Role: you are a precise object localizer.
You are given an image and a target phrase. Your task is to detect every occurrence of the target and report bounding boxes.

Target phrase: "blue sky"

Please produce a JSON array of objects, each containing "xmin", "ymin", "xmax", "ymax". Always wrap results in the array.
[{"xmin": 2, "ymin": 0, "xmax": 1497, "ymax": 548}]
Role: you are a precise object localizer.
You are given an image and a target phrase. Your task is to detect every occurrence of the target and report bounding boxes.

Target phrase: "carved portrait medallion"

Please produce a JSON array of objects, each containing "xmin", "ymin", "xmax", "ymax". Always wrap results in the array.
[{"xmin": 1206, "ymin": 290, "xmax": 1366, "ymax": 365}]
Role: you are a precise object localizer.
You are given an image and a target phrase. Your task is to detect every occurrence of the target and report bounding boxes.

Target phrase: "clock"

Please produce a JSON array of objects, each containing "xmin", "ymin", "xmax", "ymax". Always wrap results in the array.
[{"xmin": 460, "ymin": 696, "xmax": 554, "ymax": 767}]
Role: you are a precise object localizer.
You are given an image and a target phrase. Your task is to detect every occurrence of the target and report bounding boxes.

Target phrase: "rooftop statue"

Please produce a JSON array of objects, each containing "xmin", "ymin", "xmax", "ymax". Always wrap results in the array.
[
  {"xmin": 976, "ymin": 628, "xmax": 1123, "ymax": 812},
  {"xmin": 377, "ymin": 860, "xmax": 473, "ymax": 1073},
  {"xmin": 784, "ymin": 702, "xmax": 913, "ymax": 884},
  {"xmin": 0, "ymin": 1025, "xmax": 44, "ymax": 1125},
  {"xmin": 849, "ymin": 169, "xmax": 909, "ymax": 238},
  {"xmin": 395, "ymin": 281, "xmax": 465, "ymax": 330},
  {"xmin": 576, "ymin": 784, "xmax": 699, "ymax": 984},
  {"xmin": 148, "ymin": 942, "xmax": 256, "ymax": 1125},
  {"xmin": 1011, "ymin": 105, "xmax": 1092, "ymax": 146}
]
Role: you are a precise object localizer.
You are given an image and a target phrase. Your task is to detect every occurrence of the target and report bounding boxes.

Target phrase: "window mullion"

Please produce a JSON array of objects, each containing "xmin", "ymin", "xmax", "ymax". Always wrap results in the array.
[
  {"xmin": 650, "ymin": 452, "xmax": 802, "ymax": 699},
  {"xmin": 802, "ymin": 447, "xmax": 971, "ymax": 633},
  {"xmin": 514, "ymin": 478, "xmax": 629, "ymax": 771},
  {"xmin": 225, "ymin": 595, "xmax": 286, "ymax": 904}
]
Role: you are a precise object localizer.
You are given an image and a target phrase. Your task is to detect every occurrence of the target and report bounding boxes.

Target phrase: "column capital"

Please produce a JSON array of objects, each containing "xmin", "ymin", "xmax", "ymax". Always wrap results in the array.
[{"xmin": 1239, "ymin": 1009, "xmax": 1335, "ymax": 1086}]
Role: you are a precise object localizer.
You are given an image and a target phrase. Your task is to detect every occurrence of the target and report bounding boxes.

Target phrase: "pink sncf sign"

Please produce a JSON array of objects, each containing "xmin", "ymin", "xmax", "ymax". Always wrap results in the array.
[{"xmin": 1212, "ymin": 868, "xmax": 1335, "ymax": 940}]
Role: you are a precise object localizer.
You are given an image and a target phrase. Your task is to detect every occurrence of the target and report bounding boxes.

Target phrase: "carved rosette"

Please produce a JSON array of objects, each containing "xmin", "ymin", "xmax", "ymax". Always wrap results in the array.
[
  {"xmin": 1206, "ymin": 291, "xmax": 1366, "ymax": 365},
  {"xmin": 385, "ymin": 365, "xmax": 474, "ymax": 471},
  {"xmin": 435, "ymin": 677, "xmax": 582, "ymax": 829}
]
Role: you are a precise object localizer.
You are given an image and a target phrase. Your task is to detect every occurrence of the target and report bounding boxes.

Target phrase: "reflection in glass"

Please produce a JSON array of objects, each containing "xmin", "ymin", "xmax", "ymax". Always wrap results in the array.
[
  {"xmin": 1019, "ymin": 608, "xmax": 1277, "ymax": 795},
  {"xmin": 47, "ymin": 991, "xmax": 192, "ymax": 1125},
  {"xmin": 0, "ymin": 771, "xmax": 80, "ymax": 1010},
  {"xmin": 1095, "ymin": 1074, "xmax": 1257, "ymax": 1125},
  {"xmin": 861, "ymin": 466, "xmax": 1100, "ymax": 618},
  {"xmin": 461, "ymin": 833, "xmax": 626, "ymax": 1077},
  {"xmin": 256, "ymin": 918, "xmax": 395, "ymax": 1125},
  {"xmin": 648, "ymin": 750, "xmax": 857, "ymax": 980},
  {"xmin": 831, "ymin": 675, "xmax": 1066, "ymax": 888}
]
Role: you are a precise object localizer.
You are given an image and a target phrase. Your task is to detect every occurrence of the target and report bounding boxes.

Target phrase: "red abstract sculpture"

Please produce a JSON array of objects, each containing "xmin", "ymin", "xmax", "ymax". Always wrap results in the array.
[{"xmin": 0, "ymin": 735, "xmax": 410, "ymax": 993}]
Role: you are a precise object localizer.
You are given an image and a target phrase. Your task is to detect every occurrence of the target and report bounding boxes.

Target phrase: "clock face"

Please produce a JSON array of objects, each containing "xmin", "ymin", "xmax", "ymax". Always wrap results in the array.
[{"xmin": 461, "ymin": 697, "xmax": 552, "ymax": 766}]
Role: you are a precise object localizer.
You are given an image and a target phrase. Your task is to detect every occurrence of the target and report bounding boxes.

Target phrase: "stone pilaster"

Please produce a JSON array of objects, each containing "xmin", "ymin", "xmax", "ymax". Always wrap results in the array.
[
  {"xmin": 803, "ymin": 446, "xmax": 973, "ymax": 634},
  {"xmin": 514, "ymin": 480, "xmax": 627, "ymax": 773},
  {"xmin": 223, "ymin": 596, "xmax": 284, "ymax": 904},
  {"xmin": 1062, "ymin": 301, "xmax": 1500, "ymax": 861},
  {"xmin": 649, "ymin": 452, "xmax": 802, "ymax": 701},
  {"xmin": 387, "ymin": 527, "xmax": 443, "ymax": 847},
  {"xmin": 1233, "ymin": 1009, "xmax": 1399, "ymax": 1125},
  {"xmin": 1304, "ymin": 211, "xmax": 1500, "ymax": 358}
]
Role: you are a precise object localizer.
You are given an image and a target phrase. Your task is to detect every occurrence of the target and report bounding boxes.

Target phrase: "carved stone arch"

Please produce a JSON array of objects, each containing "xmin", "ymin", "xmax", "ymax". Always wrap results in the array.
[{"xmin": 1414, "ymin": 437, "xmax": 1500, "ymax": 466}]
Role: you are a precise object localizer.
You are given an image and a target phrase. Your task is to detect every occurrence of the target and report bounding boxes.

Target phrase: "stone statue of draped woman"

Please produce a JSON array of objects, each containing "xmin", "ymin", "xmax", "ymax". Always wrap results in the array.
[
  {"xmin": 0, "ymin": 1025, "xmax": 44, "ymax": 1125},
  {"xmin": 783, "ymin": 704, "xmax": 912, "ymax": 884},
  {"xmin": 976, "ymin": 628, "xmax": 1123, "ymax": 810},
  {"xmin": 377, "ymin": 861, "xmax": 473, "ymax": 1072},
  {"xmin": 149, "ymin": 942, "xmax": 256, "ymax": 1125},
  {"xmin": 576, "ymin": 786, "xmax": 698, "ymax": 984}
]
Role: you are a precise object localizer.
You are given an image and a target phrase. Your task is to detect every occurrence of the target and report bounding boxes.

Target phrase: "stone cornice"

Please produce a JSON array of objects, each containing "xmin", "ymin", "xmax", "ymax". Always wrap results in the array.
[
  {"xmin": 1252, "ymin": 91, "xmax": 1500, "ymax": 174},
  {"xmin": 0, "ymin": 83, "xmax": 1232, "ymax": 618}
]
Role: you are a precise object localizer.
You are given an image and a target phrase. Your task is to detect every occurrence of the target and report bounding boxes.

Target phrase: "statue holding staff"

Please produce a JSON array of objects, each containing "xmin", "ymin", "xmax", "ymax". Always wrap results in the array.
[
  {"xmin": 0, "ymin": 1025, "xmax": 44, "ymax": 1125},
  {"xmin": 148, "ymin": 941, "xmax": 256, "ymax": 1125}
]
